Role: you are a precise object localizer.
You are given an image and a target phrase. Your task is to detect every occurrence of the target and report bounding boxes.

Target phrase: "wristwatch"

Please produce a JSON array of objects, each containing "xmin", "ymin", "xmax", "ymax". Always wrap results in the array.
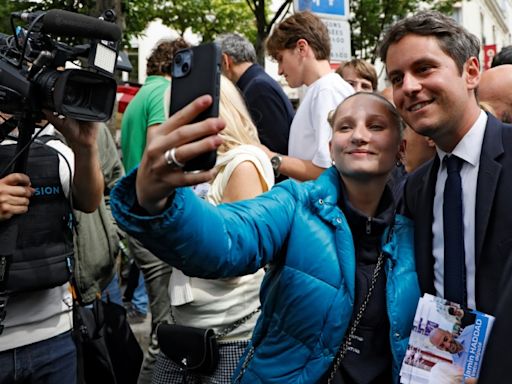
[{"xmin": 271, "ymin": 154, "xmax": 283, "ymax": 178}]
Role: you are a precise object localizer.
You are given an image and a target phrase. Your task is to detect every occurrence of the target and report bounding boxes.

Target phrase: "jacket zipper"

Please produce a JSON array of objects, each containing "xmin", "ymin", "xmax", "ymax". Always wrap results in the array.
[{"xmin": 366, "ymin": 217, "xmax": 372, "ymax": 235}]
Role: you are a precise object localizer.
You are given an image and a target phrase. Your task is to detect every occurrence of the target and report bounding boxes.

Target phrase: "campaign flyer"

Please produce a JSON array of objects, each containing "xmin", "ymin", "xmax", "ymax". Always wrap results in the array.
[{"xmin": 400, "ymin": 293, "xmax": 494, "ymax": 384}]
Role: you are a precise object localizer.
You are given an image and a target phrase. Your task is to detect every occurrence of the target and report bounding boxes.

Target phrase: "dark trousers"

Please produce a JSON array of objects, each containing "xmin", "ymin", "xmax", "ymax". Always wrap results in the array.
[{"xmin": 0, "ymin": 330, "xmax": 77, "ymax": 384}]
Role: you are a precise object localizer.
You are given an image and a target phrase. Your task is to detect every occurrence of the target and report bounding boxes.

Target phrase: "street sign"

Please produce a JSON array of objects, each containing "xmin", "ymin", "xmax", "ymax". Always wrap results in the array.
[
  {"xmin": 294, "ymin": 0, "xmax": 349, "ymax": 19},
  {"xmin": 322, "ymin": 17, "xmax": 351, "ymax": 63}
]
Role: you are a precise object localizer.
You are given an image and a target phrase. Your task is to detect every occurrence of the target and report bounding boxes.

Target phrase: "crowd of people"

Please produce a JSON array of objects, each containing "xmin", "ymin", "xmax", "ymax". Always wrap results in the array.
[{"xmin": 1, "ymin": 7, "xmax": 512, "ymax": 384}]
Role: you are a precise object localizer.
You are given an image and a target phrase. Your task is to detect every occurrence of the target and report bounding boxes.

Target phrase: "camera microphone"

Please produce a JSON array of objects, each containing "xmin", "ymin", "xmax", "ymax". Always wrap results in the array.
[
  {"xmin": 40, "ymin": 9, "xmax": 122, "ymax": 42},
  {"xmin": 12, "ymin": 11, "xmax": 45, "ymax": 23}
]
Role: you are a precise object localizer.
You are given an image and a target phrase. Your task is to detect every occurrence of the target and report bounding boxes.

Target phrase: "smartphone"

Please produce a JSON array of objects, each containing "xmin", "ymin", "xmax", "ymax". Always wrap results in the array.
[{"xmin": 170, "ymin": 42, "xmax": 221, "ymax": 172}]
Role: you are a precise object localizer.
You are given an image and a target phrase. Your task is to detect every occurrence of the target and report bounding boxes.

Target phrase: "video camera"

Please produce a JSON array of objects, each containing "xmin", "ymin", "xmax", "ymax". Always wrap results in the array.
[
  {"xmin": 0, "ymin": 8, "xmax": 122, "ymax": 123},
  {"xmin": 0, "ymin": 8, "xmax": 122, "ymax": 173}
]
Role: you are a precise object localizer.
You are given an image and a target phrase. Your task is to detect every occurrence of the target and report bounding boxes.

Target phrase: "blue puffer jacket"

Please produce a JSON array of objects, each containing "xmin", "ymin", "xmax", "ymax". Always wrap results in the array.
[{"xmin": 111, "ymin": 166, "xmax": 420, "ymax": 383}]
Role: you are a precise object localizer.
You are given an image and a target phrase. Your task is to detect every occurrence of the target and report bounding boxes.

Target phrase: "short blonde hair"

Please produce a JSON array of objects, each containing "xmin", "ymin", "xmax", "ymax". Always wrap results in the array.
[{"xmin": 218, "ymin": 75, "xmax": 260, "ymax": 155}]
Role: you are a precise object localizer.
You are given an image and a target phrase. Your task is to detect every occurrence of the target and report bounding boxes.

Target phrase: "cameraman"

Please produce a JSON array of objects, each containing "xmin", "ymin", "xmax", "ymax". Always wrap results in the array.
[{"xmin": 0, "ymin": 112, "xmax": 103, "ymax": 383}]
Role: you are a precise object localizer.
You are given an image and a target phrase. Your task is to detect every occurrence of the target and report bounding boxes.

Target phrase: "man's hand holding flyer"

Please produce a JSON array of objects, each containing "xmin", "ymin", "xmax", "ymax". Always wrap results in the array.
[{"xmin": 400, "ymin": 293, "xmax": 494, "ymax": 384}]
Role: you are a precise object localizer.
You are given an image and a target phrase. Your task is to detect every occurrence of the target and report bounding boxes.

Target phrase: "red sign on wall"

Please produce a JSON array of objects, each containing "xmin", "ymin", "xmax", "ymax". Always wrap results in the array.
[{"xmin": 483, "ymin": 44, "xmax": 497, "ymax": 70}]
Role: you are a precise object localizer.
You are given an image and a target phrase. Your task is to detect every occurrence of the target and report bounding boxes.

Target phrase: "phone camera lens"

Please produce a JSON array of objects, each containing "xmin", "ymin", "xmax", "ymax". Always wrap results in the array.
[
  {"xmin": 182, "ymin": 62, "xmax": 189, "ymax": 73},
  {"xmin": 175, "ymin": 54, "xmax": 182, "ymax": 64}
]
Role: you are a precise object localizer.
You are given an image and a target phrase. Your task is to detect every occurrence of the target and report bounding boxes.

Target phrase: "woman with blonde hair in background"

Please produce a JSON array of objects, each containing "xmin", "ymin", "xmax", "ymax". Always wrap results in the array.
[{"xmin": 150, "ymin": 75, "xmax": 274, "ymax": 384}]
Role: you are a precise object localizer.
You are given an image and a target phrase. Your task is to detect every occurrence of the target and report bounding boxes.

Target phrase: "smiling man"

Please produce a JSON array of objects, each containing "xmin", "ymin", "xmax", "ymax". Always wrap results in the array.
[
  {"xmin": 264, "ymin": 11, "xmax": 353, "ymax": 181},
  {"xmin": 379, "ymin": 9, "xmax": 512, "ymax": 321},
  {"xmin": 379, "ymin": 14, "xmax": 512, "ymax": 382}
]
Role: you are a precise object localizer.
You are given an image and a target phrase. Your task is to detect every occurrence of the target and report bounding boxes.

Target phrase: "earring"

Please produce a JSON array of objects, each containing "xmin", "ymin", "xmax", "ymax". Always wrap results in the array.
[{"xmin": 332, "ymin": 160, "xmax": 336, "ymax": 166}]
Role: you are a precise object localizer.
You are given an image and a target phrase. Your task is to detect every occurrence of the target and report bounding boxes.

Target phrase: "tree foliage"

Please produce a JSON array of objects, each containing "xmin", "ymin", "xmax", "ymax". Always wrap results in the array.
[
  {"xmin": 157, "ymin": 0, "xmax": 256, "ymax": 44},
  {"xmin": 245, "ymin": 0, "xmax": 293, "ymax": 65},
  {"xmin": 155, "ymin": 0, "xmax": 292, "ymax": 66},
  {"xmin": 0, "ymin": 1, "xmax": 36, "ymax": 35},
  {"xmin": 0, "ymin": 0, "xmax": 459, "ymax": 67},
  {"xmin": 350, "ymin": 0, "xmax": 458, "ymax": 62}
]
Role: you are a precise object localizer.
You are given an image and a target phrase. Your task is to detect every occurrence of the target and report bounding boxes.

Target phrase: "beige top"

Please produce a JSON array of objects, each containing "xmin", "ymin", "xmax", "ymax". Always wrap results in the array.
[{"xmin": 169, "ymin": 145, "xmax": 273, "ymax": 341}]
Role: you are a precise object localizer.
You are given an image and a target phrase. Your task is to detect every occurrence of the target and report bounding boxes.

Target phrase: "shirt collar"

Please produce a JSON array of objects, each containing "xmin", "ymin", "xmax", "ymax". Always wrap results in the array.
[{"xmin": 436, "ymin": 110, "xmax": 487, "ymax": 167}]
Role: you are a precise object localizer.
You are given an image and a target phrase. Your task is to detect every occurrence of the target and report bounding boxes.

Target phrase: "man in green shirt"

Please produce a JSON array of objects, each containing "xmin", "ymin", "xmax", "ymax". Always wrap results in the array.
[
  {"xmin": 121, "ymin": 39, "xmax": 186, "ymax": 171},
  {"xmin": 121, "ymin": 75, "xmax": 169, "ymax": 171}
]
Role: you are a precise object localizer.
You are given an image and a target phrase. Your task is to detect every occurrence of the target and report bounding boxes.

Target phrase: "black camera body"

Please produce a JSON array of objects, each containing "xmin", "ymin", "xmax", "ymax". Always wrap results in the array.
[{"xmin": 0, "ymin": 9, "xmax": 121, "ymax": 122}]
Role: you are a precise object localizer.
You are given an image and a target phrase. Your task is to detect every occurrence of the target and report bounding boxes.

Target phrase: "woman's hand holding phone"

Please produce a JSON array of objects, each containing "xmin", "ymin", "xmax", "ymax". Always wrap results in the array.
[
  {"xmin": 169, "ymin": 43, "xmax": 221, "ymax": 171},
  {"xmin": 135, "ymin": 95, "xmax": 225, "ymax": 215}
]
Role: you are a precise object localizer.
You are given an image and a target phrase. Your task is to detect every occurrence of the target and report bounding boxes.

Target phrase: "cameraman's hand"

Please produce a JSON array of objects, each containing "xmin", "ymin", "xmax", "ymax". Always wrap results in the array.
[
  {"xmin": 137, "ymin": 95, "xmax": 224, "ymax": 215},
  {"xmin": 43, "ymin": 112, "xmax": 99, "ymax": 150},
  {"xmin": 43, "ymin": 112, "xmax": 103, "ymax": 213},
  {"xmin": 0, "ymin": 173, "xmax": 34, "ymax": 220}
]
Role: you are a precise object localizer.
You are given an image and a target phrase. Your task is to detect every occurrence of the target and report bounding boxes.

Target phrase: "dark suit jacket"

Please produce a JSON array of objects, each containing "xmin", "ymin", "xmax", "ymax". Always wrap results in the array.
[
  {"xmin": 403, "ymin": 113, "xmax": 512, "ymax": 315},
  {"xmin": 236, "ymin": 64, "xmax": 294, "ymax": 156},
  {"xmin": 478, "ymin": 252, "xmax": 512, "ymax": 383}
]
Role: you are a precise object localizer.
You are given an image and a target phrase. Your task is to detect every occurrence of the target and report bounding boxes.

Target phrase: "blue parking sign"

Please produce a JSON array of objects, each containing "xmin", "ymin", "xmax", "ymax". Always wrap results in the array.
[{"xmin": 295, "ymin": 0, "xmax": 348, "ymax": 18}]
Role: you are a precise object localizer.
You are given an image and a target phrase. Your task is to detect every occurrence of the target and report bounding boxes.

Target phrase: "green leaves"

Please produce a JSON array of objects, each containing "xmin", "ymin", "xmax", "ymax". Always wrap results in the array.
[
  {"xmin": 156, "ymin": 0, "xmax": 256, "ymax": 43},
  {"xmin": 350, "ymin": 0, "xmax": 457, "ymax": 62}
]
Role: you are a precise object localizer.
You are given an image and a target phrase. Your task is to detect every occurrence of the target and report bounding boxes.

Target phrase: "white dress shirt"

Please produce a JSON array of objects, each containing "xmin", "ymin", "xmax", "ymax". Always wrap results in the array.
[{"xmin": 432, "ymin": 110, "xmax": 487, "ymax": 309}]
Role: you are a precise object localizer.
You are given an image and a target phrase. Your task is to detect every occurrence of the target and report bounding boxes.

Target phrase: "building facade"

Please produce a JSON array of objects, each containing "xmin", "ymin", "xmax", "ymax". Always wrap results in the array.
[{"xmin": 453, "ymin": 0, "xmax": 512, "ymax": 68}]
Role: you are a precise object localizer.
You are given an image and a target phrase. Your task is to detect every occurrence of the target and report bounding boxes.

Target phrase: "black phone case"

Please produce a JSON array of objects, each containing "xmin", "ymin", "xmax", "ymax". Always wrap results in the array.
[{"xmin": 169, "ymin": 43, "xmax": 221, "ymax": 172}]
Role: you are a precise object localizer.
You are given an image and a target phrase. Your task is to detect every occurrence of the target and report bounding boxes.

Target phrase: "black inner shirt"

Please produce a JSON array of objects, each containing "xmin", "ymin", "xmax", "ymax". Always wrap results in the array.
[{"xmin": 323, "ymin": 182, "xmax": 395, "ymax": 384}]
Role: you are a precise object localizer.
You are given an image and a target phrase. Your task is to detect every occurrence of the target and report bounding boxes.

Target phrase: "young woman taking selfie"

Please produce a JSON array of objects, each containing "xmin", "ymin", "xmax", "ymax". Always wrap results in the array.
[{"xmin": 112, "ymin": 92, "xmax": 420, "ymax": 383}]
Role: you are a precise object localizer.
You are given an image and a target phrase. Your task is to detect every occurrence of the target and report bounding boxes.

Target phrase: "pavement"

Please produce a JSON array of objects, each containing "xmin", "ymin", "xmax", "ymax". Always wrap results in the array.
[
  {"xmin": 120, "ymin": 269, "xmax": 152, "ymax": 354},
  {"xmin": 129, "ymin": 313, "xmax": 152, "ymax": 354}
]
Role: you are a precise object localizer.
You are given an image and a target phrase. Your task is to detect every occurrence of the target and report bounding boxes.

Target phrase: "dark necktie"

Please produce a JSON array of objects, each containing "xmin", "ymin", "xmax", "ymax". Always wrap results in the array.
[{"xmin": 443, "ymin": 155, "xmax": 466, "ymax": 305}]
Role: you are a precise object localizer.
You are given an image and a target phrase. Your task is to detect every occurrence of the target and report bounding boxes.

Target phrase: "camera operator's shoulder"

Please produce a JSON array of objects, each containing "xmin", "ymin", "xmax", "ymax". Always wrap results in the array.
[
  {"xmin": 36, "ymin": 127, "xmax": 74, "ymax": 166},
  {"xmin": 38, "ymin": 125, "xmax": 66, "ymax": 142}
]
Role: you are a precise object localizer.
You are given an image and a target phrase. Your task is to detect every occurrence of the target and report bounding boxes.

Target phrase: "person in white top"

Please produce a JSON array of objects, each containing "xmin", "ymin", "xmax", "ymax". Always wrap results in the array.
[
  {"xmin": 262, "ymin": 11, "xmax": 354, "ymax": 181},
  {"xmin": 152, "ymin": 75, "xmax": 273, "ymax": 384}
]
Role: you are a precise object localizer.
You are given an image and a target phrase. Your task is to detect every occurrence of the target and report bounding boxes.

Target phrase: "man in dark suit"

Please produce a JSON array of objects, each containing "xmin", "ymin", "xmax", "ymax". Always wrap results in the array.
[
  {"xmin": 215, "ymin": 33, "xmax": 293, "ymax": 159},
  {"xmin": 470, "ymin": 64, "xmax": 512, "ymax": 384},
  {"xmin": 379, "ymin": 11, "xmax": 512, "ymax": 315},
  {"xmin": 379, "ymin": 11, "xmax": 512, "ymax": 380}
]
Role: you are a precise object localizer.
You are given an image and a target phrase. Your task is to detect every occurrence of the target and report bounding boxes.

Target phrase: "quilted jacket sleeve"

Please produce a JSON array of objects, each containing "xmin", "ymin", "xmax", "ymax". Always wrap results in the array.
[{"xmin": 111, "ymin": 169, "xmax": 299, "ymax": 279}]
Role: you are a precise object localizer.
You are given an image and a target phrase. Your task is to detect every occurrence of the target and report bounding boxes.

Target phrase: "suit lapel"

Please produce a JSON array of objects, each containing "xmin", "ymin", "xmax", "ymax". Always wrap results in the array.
[
  {"xmin": 475, "ymin": 115, "xmax": 504, "ymax": 266},
  {"xmin": 410, "ymin": 157, "xmax": 439, "ymax": 294}
]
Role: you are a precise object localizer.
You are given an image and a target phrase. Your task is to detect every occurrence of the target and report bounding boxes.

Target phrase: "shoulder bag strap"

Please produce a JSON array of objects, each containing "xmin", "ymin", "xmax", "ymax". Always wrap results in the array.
[{"xmin": 326, "ymin": 216, "xmax": 395, "ymax": 383}]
